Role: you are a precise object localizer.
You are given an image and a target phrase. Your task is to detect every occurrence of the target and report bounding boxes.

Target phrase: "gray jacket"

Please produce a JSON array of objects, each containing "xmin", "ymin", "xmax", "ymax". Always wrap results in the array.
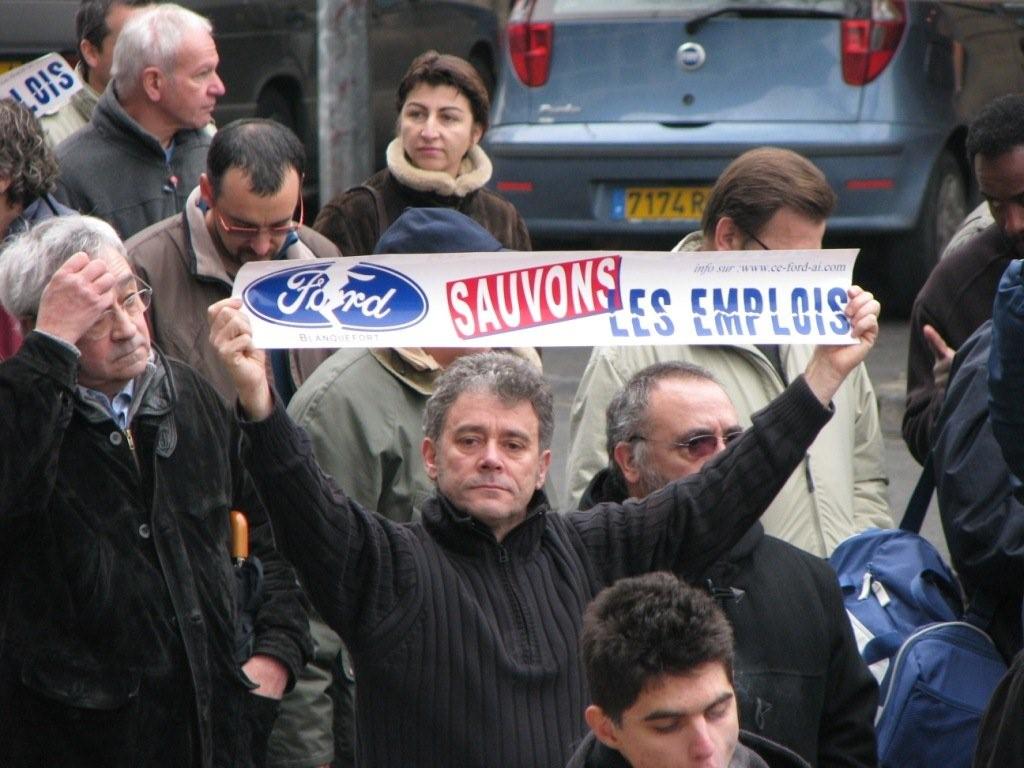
[{"xmin": 56, "ymin": 86, "xmax": 210, "ymax": 239}]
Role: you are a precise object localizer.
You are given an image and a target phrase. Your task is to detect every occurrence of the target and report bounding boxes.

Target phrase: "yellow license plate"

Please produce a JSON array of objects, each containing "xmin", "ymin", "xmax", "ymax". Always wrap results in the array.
[
  {"xmin": 0, "ymin": 60, "xmax": 24, "ymax": 75},
  {"xmin": 624, "ymin": 186, "xmax": 712, "ymax": 221}
]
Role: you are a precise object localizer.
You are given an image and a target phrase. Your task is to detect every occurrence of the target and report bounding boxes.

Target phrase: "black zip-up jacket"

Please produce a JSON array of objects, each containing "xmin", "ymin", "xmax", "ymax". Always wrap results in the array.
[
  {"xmin": 0, "ymin": 333, "xmax": 311, "ymax": 768},
  {"xmin": 580, "ymin": 472, "xmax": 878, "ymax": 768},
  {"xmin": 240, "ymin": 374, "xmax": 832, "ymax": 768}
]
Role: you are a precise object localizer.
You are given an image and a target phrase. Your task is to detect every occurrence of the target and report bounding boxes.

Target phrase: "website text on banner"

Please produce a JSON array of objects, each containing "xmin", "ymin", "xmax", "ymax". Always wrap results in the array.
[{"xmin": 233, "ymin": 249, "xmax": 859, "ymax": 349}]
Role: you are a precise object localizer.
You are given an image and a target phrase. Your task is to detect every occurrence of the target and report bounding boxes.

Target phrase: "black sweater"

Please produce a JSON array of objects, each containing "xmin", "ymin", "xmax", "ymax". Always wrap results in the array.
[{"xmin": 241, "ymin": 377, "xmax": 831, "ymax": 768}]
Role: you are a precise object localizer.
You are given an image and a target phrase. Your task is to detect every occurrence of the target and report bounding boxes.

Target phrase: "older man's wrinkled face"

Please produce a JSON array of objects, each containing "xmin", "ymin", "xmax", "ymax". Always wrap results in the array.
[
  {"xmin": 157, "ymin": 27, "xmax": 224, "ymax": 130},
  {"xmin": 422, "ymin": 390, "xmax": 550, "ymax": 542},
  {"xmin": 617, "ymin": 377, "xmax": 742, "ymax": 499},
  {"xmin": 76, "ymin": 250, "xmax": 151, "ymax": 397}
]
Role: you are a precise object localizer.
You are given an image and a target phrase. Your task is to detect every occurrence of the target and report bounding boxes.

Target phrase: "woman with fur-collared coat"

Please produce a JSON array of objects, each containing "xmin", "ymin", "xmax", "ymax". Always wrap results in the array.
[{"xmin": 313, "ymin": 50, "xmax": 531, "ymax": 255}]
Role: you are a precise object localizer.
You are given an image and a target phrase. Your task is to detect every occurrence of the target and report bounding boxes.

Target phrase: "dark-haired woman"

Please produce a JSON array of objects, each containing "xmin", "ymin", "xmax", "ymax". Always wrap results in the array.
[{"xmin": 314, "ymin": 50, "xmax": 531, "ymax": 254}]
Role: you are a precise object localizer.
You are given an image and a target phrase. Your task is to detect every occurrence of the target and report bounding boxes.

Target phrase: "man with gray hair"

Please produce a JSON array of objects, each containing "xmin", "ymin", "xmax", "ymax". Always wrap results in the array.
[
  {"xmin": 579, "ymin": 361, "xmax": 878, "ymax": 767},
  {"xmin": 56, "ymin": 2, "xmax": 224, "ymax": 239},
  {"xmin": 205, "ymin": 285, "xmax": 880, "ymax": 768},
  {"xmin": 0, "ymin": 215, "xmax": 310, "ymax": 767}
]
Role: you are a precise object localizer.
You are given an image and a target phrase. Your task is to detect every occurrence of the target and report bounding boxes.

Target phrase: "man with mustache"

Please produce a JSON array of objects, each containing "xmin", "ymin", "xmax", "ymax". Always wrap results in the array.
[{"xmin": 128, "ymin": 117, "xmax": 340, "ymax": 403}]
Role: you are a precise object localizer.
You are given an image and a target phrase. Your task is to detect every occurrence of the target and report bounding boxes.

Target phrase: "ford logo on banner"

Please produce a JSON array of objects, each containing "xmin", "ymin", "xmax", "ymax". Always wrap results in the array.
[{"xmin": 243, "ymin": 262, "xmax": 429, "ymax": 330}]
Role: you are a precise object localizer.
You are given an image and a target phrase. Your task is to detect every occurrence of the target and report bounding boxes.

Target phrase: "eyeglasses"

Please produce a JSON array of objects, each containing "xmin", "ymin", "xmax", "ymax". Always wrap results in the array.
[
  {"xmin": 83, "ymin": 281, "xmax": 153, "ymax": 340},
  {"xmin": 743, "ymin": 229, "xmax": 771, "ymax": 250},
  {"xmin": 630, "ymin": 429, "xmax": 744, "ymax": 460},
  {"xmin": 215, "ymin": 196, "xmax": 305, "ymax": 239}
]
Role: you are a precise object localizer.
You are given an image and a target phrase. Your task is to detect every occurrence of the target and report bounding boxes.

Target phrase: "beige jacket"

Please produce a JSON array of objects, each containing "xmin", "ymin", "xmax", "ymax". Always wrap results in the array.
[
  {"xmin": 566, "ymin": 232, "xmax": 891, "ymax": 557},
  {"xmin": 39, "ymin": 65, "xmax": 97, "ymax": 147},
  {"xmin": 127, "ymin": 186, "xmax": 341, "ymax": 400}
]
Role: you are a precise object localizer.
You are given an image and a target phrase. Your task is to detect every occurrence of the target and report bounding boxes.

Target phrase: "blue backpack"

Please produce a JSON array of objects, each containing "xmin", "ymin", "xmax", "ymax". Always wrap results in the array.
[
  {"xmin": 874, "ymin": 621, "xmax": 1007, "ymax": 768},
  {"xmin": 829, "ymin": 527, "xmax": 963, "ymax": 682},
  {"xmin": 830, "ymin": 494, "xmax": 1007, "ymax": 768}
]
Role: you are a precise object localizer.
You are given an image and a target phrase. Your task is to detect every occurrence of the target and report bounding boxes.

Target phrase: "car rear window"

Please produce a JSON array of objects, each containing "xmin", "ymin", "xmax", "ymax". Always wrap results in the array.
[{"xmin": 548, "ymin": 0, "xmax": 861, "ymax": 21}]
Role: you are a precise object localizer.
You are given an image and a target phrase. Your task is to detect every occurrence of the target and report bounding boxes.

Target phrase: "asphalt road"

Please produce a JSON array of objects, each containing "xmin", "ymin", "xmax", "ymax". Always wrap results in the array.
[{"xmin": 540, "ymin": 318, "xmax": 950, "ymax": 560}]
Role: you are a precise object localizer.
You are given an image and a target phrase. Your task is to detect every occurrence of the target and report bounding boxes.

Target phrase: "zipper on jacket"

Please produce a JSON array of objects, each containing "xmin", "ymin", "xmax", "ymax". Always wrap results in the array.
[
  {"xmin": 124, "ymin": 425, "xmax": 141, "ymax": 472},
  {"xmin": 497, "ymin": 545, "xmax": 533, "ymax": 664}
]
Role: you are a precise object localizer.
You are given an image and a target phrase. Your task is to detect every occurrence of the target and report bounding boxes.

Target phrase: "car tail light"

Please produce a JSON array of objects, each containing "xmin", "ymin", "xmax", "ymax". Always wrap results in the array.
[
  {"xmin": 508, "ymin": 21, "xmax": 553, "ymax": 87},
  {"xmin": 841, "ymin": 0, "xmax": 906, "ymax": 86}
]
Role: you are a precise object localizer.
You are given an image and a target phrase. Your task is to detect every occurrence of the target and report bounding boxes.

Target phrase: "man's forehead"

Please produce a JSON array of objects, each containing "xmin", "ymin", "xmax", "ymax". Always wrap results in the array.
[
  {"xmin": 976, "ymin": 147, "xmax": 1024, "ymax": 190},
  {"xmin": 634, "ymin": 664, "xmax": 733, "ymax": 715},
  {"xmin": 647, "ymin": 377, "xmax": 737, "ymax": 423},
  {"xmin": 445, "ymin": 390, "xmax": 539, "ymax": 434},
  {"xmin": 218, "ymin": 166, "xmax": 299, "ymax": 202}
]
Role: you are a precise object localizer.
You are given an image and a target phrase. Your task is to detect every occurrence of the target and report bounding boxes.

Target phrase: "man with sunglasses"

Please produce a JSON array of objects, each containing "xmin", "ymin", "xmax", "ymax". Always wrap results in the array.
[
  {"xmin": 579, "ymin": 360, "xmax": 878, "ymax": 768},
  {"xmin": 129, "ymin": 118, "xmax": 340, "ymax": 402},
  {"xmin": 0, "ymin": 214, "xmax": 311, "ymax": 767},
  {"xmin": 568, "ymin": 147, "xmax": 891, "ymax": 559}
]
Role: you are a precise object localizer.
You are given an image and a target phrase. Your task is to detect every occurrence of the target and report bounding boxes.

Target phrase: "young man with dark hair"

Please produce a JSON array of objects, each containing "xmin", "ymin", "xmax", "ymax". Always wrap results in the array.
[
  {"xmin": 571, "ymin": 572, "xmax": 809, "ymax": 768},
  {"xmin": 128, "ymin": 117, "xmax": 339, "ymax": 402},
  {"xmin": 581, "ymin": 362, "xmax": 878, "ymax": 767},
  {"xmin": 569, "ymin": 147, "xmax": 891, "ymax": 558},
  {"xmin": 904, "ymin": 93, "xmax": 1024, "ymax": 464}
]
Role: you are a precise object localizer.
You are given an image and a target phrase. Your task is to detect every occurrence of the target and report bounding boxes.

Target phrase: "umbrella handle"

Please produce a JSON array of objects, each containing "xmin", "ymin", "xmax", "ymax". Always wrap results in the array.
[{"xmin": 231, "ymin": 510, "xmax": 250, "ymax": 565}]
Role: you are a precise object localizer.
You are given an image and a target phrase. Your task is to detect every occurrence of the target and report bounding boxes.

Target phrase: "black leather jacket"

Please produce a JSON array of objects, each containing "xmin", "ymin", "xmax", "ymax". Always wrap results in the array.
[{"xmin": 0, "ymin": 333, "xmax": 311, "ymax": 768}]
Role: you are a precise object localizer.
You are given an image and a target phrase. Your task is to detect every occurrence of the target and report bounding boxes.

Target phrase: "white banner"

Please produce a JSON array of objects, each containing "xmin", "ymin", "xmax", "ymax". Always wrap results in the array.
[
  {"xmin": 234, "ymin": 249, "xmax": 859, "ymax": 349},
  {"xmin": 1, "ymin": 54, "xmax": 83, "ymax": 117}
]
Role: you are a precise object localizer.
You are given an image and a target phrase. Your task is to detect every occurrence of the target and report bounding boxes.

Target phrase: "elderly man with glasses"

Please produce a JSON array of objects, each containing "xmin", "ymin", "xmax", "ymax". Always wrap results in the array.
[
  {"xmin": 578, "ymin": 360, "xmax": 879, "ymax": 768},
  {"xmin": 0, "ymin": 214, "xmax": 311, "ymax": 768},
  {"xmin": 128, "ymin": 117, "xmax": 340, "ymax": 403}
]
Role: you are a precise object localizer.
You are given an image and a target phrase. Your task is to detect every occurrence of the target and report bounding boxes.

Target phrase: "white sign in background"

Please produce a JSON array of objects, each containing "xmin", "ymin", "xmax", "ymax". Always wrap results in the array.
[
  {"xmin": 234, "ymin": 249, "xmax": 859, "ymax": 349},
  {"xmin": 1, "ymin": 54, "xmax": 82, "ymax": 117}
]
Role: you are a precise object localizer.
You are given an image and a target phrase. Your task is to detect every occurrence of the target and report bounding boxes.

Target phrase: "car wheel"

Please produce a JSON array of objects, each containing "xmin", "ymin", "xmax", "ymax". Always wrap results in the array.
[
  {"xmin": 256, "ymin": 86, "xmax": 298, "ymax": 132},
  {"xmin": 882, "ymin": 150, "xmax": 967, "ymax": 316}
]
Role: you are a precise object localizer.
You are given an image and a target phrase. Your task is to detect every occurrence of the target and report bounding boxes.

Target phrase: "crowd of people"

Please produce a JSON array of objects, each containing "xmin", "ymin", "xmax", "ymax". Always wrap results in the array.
[{"xmin": 1, "ymin": 1, "xmax": 1024, "ymax": 767}]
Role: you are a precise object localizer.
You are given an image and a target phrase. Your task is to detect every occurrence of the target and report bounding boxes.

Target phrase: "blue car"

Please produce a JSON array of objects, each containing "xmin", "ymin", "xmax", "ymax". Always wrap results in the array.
[{"xmin": 484, "ymin": 0, "xmax": 1024, "ymax": 309}]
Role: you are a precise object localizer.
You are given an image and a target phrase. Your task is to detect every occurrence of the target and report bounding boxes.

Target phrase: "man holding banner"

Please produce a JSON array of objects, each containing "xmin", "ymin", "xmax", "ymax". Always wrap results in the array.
[
  {"xmin": 568, "ymin": 147, "xmax": 891, "ymax": 558},
  {"xmin": 207, "ymin": 278, "xmax": 879, "ymax": 768}
]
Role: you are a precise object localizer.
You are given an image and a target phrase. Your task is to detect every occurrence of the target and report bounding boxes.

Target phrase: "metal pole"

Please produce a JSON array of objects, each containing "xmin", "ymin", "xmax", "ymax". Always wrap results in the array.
[{"xmin": 317, "ymin": 0, "xmax": 372, "ymax": 206}]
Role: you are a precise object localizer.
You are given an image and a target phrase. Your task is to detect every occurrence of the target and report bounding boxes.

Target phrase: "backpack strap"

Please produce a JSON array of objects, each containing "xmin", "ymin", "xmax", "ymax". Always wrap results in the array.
[
  {"xmin": 354, "ymin": 184, "xmax": 389, "ymax": 245},
  {"xmin": 863, "ymin": 631, "xmax": 904, "ymax": 665},
  {"xmin": 900, "ymin": 453, "xmax": 934, "ymax": 533}
]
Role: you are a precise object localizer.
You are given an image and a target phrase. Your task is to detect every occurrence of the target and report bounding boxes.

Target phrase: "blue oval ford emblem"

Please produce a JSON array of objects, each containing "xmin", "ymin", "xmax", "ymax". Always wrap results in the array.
[{"xmin": 243, "ymin": 261, "xmax": 429, "ymax": 331}]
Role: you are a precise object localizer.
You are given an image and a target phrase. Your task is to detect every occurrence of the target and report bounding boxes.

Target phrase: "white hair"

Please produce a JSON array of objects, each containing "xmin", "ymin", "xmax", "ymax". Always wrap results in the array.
[
  {"xmin": 110, "ymin": 3, "xmax": 213, "ymax": 99},
  {"xmin": 0, "ymin": 216, "xmax": 125, "ymax": 318}
]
